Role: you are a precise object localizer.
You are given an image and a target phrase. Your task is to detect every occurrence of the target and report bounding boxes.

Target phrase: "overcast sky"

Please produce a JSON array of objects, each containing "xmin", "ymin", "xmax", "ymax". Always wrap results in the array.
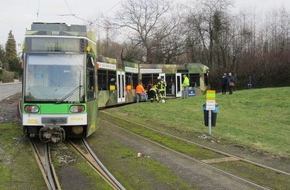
[{"xmin": 0, "ymin": 0, "xmax": 289, "ymax": 52}]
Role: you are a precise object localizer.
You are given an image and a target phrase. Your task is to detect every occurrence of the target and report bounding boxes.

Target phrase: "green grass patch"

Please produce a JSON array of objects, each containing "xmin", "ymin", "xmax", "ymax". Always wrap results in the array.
[
  {"xmin": 0, "ymin": 123, "xmax": 46, "ymax": 190},
  {"xmin": 212, "ymin": 161, "xmax": 290, "ymax": 189},
  {"xmin": 106, "ymin": 87, "xmax": 290, "ymax": 158}
]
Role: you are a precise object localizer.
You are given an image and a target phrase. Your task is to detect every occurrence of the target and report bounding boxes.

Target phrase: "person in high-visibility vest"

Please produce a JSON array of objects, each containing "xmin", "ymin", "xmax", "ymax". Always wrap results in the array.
[
  {"xmin": 182, "ymin": 74, "xmax": 190, "ymax": 99},
  {"xmin": 156, "ymin": 76, "xmax": 166, "ymax": 101},
  {"xmin": 148, "ymin": 85, "xmax": 158, "ymax": 102}
]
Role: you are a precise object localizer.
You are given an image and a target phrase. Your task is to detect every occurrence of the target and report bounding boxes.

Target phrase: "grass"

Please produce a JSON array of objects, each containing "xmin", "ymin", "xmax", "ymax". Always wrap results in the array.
[
  {"xmin": 212, "ymin": 161, "xmax": 290, "ymax": 189},
  {"xmin": 0, "ymin": 123, "xmax": 46, "ymax": 190},
  {"xmin": 108, "ymin": 87, "xmax": 290, "ymax": 158}
]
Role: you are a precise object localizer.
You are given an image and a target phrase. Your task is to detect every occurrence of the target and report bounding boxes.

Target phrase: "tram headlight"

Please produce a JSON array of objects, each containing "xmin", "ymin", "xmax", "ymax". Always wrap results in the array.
[
  {"xmin": 69, "ymin": 105, "xmax": 85, "ymax": 113},
  {"xmin": 24, "ymin": 105, "xmax": 39, "ymax": 113}
]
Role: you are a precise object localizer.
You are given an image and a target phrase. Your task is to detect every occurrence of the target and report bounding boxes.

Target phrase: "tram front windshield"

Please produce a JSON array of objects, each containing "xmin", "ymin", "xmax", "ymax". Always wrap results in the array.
[{"xmin": 24, "ymin": 54, "xmax": 85, "ymax": 103}]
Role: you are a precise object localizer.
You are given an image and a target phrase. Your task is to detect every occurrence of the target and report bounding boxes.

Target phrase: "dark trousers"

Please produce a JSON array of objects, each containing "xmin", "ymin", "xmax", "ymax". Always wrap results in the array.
[
  {"xmin": 222, "ymin": 85, "xmax": 227, "ymax": 94},
  {"xmin": 229, "ymin": 86, "xmax": 234, "ymax": 94}
]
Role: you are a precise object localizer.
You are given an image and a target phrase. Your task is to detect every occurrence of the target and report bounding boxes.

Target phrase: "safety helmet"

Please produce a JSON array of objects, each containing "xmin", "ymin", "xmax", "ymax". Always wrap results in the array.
[{"xmin": 157, "ymin": 76, "xmax": 161, "ymax": 80}]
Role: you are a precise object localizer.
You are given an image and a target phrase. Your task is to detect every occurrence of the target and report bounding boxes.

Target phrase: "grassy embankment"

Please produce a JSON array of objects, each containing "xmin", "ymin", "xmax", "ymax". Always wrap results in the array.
[{"xmin": 110, "ymin": 87, "xmax": 290, "ymax": 158}]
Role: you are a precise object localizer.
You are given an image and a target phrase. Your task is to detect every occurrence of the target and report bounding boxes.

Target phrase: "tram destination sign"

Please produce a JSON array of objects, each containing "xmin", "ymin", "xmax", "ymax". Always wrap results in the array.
[{"xmin": 25, "ymin": 37, "xmax": 85, "ymax": 53}]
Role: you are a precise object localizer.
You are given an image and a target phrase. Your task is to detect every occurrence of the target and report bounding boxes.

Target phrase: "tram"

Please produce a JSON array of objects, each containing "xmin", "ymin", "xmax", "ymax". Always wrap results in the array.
[
  {"xmin": 97, "ymin": 58, "xmax": 209, "ymax": 107},
  {"xmin": 20, "ymin": 22, "xmax": 210, "ymax": 142},
  {"xmin": 21, "ymin": 22, "xmax": 98, "ymax": 142}
]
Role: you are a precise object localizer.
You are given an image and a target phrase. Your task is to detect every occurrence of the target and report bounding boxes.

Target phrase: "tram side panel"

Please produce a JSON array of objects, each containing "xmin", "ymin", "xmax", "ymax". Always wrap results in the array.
[{"xmin": 97, "ymin": 61, "xmax": 138, "ymax": 108}]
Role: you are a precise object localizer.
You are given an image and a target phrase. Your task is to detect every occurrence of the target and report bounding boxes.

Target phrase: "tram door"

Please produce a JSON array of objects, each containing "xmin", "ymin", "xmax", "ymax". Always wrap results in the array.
[
  {"xmin": 175, "ymin": 73, "xmax": 182, "ymax": 97},
  {"xmin": 117, "ymin": 71, "xmax": 126, "ymax": 103}
]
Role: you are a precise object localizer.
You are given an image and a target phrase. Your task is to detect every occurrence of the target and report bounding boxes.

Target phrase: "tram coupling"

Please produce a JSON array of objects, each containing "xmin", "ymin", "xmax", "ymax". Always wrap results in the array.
[{"xmin": 39, "ymin": 125, "xmax": 66, "ymax": 143}]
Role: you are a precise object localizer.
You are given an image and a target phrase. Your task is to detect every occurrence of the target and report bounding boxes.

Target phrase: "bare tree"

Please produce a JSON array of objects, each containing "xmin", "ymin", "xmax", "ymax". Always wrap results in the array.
[
  {"xmin": 228, "ymin": 6, "xmax": 290, "ymax": 88},
  {"xmin": 114, "ymin": 0, "xmax": 184, "ymax": 64},
  {"xmin": 185, "ymin": 0, "xmax": 233, "ymax": 67},
  {"xmin": 95, "ymin": 0, "xmax": 290, "ymax": 89}
]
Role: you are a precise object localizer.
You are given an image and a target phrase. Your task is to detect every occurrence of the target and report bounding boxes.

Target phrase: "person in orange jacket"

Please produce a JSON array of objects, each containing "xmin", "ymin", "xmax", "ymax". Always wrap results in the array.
[{"xmin": 136, "ymin": 81, "xmax": 148, "ymax": 102}]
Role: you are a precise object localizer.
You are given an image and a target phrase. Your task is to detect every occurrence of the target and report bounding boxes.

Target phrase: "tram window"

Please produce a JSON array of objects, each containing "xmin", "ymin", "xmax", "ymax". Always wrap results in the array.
[
  {"xmin": 152, "ymin": 74, "xmax": 159, "ymax": 85},
  {"xmin": 87, "ymin": 56, "xmax": 95, "ymax": 68},
  {"xmin": 132, "ymin": 74, "xmax": 139, "ymax": 88},
  {"xmin": 125, "ymin": 73, "xmax": 138, "ymax": 89},
  {"xmin": 165, "ymin": 75, "xmax": 175, "ymax": 95},
  {"xmin": 62, "ymin": 68, "xmax": 75, "ymax": 86},
  {"xmin": 98, "ymin": 70, "xmax": 107, "ymax": 90},
  {"xmin": 108, "ymin": 71, "xmax": 116, "ymax": 91},
  {"xmin": 86, "ymin": 56, "xmax": 96, "ymax": 101},
  {"xmin": 190, "ymin": 74, "xmax": 200, "ymax": 87},
  {"xmin": 96, "ymin": 69, "xmax": 118, "ymax": 91},
  {"xmin": 125, "ymin": 74, "xmax": 133, "ymax": 90},
  {"xmin": 126, "ymin": 74, "xmax": 132, "ymax": 85},
  {"xmin": 132, "ymin": 74, "xmax": 138, "ymax": 88},
  {"xmin": 204, "ymin": 73, "xmax": 209, "ymax": 86},
  {"xmin": 87, "ymin": 69, "xmax": 95, "ymax": 101},
  {"xmin": 141, "ymin": 74, "xmax": 153, "ymax": 89}
]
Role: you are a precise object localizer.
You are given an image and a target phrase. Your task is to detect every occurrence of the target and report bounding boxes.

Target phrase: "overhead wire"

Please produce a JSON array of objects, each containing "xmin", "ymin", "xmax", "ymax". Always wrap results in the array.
[
  {"xmin": 37, "ymin": 0, "xmax": 41, "ymax": 18},
  {"xmin": 63, "ymin": 0, "xmax": 74, "ymax": 15},
  {"xmin": 60, "ymin": 0, "xmax": 122, "ymax": 27}
]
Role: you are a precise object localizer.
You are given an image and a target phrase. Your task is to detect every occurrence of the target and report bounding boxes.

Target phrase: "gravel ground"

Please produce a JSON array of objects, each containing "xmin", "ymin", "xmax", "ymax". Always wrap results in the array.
[{"xmin": 0, "ymin": 92, "xmax": 21, "ymax": 123}]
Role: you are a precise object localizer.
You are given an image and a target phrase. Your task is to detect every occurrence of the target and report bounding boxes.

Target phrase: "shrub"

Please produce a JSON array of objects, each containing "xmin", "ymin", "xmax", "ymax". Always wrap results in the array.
[{"xmin": 2, "ymin": 70, "xmax": 15, "ymax": 83}]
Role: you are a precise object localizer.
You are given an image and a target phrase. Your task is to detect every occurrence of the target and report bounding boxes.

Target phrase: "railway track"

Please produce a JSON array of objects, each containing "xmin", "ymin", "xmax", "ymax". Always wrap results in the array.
[
  {"xmin": 69, "ymin": 139, "xmax": 126, "ymax": 190},
  {"xmin": 30, "ymin": 139, "xmax": 125, "ymax": 190},
  {"xmin": 100, "ymin": 110, "xmax": 290, "ymax": 190},
  {"xmin": 31, "ymin": 138, "xmax": 125, "ymax": 190},
  {"xmin": 30, "ymin": 139, "xmax": 61, "ymax": 190}
]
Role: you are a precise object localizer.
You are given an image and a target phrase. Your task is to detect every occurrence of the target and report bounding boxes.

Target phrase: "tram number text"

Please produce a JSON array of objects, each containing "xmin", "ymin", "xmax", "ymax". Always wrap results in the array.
[
  {"xmin": 70, "ymin": 117, "xmax": 84, "ymax": 122},
  {"xmin": 27, "ymin": 118, "xmax": 39, "ymax": 124}
]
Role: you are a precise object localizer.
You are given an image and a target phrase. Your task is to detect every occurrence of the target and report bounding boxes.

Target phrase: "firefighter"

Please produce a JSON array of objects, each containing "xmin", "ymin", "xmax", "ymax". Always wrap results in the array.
[
  {"xmin": 148, "ymin": 85, "xmax": 158, "ymax": 102},
  {"xmin": 156, "ymin": 76, "xmax": 166, "ymax": 102}
]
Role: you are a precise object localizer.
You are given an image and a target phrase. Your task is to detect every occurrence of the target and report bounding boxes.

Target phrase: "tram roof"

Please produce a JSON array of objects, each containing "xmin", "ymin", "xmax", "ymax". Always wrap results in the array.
[
  {"xmin": 26, "ymin": 22, "xmax": 88, "ymax": 37},
  {"xmin": 139, "ymin": 63, "xmax": 209, "ymax": 74},
  {"xmin": 185, "ymin": 63, "xmax": 209, "ymax": 73}
]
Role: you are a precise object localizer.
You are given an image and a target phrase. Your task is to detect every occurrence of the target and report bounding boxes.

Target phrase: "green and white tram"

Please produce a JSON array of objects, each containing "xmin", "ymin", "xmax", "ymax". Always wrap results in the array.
[{"xmin": 21, "ymin": 22, "xmax": 98, "ymax": 143}]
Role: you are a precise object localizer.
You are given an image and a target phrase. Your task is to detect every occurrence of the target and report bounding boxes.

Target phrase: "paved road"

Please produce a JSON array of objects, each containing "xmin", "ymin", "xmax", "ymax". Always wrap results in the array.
[{"xmin": 0, "ymin": 82, "xmax": 22, "ymax": 101}]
